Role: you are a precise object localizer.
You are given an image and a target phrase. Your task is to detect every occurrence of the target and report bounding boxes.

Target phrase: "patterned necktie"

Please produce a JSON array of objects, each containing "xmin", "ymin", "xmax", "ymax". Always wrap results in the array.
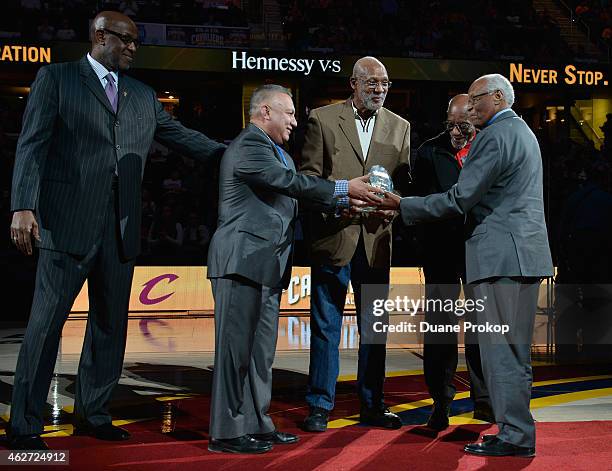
[{"xmin": 105, "ymin": 73, "xmax": 118, "ymax": 113}]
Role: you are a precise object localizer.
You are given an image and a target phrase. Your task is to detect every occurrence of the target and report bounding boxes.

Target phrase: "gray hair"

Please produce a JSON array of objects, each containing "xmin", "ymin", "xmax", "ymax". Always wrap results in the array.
[
  {"xmin": 249, "ymin": 84, "xmax": 292, "ymax": 117},
  {"xmin": 480, "ymin": 73, "xmax": 515, "ymax": 106}
]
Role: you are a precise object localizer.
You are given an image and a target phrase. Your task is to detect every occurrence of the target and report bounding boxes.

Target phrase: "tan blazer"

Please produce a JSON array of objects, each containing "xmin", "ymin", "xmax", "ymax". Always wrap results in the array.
[{"xmin": 300, "ymin": 98, "xmax": 411, "ymax": 268}]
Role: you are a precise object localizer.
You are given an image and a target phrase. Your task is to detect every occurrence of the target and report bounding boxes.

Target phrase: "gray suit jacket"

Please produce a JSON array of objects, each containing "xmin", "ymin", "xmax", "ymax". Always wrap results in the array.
[
  {"xmin": 399, "ymin": 109, "xmax": 554, "ymax": 283},
  {"xmin": 11, "ymin": 56, "xmax": 225, "ymax": 259},
  {"xmin": 207, "ymin": 124, "xmax": 336, "ymax": 288}
]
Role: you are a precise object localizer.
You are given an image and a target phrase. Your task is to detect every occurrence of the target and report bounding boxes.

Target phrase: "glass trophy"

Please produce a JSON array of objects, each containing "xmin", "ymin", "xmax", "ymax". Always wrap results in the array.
[{"xmin": 361, "ymin": 165, "xmax": 393, "ymax": 212}]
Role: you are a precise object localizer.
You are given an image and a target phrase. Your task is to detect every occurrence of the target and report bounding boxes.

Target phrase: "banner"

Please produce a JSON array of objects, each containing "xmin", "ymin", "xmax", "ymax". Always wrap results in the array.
[
  {"xmin": 69, "ymin": 267, "xmax": 425, "ymax": 314},
  {"xmin": 137, "ymin": 22, "xmax": 250, "ymax": 48}
]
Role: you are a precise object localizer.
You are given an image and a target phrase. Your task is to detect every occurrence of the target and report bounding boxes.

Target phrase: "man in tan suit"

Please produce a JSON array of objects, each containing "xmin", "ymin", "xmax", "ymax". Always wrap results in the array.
[{"xmin": 300, "ymin": 57, "xmax": 410, "ymax": 432}]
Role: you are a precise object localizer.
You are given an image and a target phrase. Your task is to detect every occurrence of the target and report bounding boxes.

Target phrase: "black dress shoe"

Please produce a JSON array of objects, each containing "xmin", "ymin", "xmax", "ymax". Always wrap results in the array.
[
  {"xmin": 251, "ymin": 431, "xmax": 299, "ymax": 444},
  {"xmin": 208, "ymin": 435, "xmax": 272, "ymax": 454},
  {"xmin": 482, "ymin": 434, "xmax": 496, "ymax": 442},
  {"xmin": 303, "ymin": 407, "xmax": 329, "ymax": 432},
  {"xmin": 360, "ymin": 406, "xmax": 402, "ymax": 429},
  {"xmin": 74, "ymin": 423, "xmax": 131, "ymax": 441},
  {"xmin": 9, "ymin": 434, "xmax": 49, "ymax": 450},
  {"xmin": 464, "ymin": 437, "xmax": 535, "ymax": 457},
  {"xmin": 426, "ymin": 402, "xmax": 451, "ymax": 431}
]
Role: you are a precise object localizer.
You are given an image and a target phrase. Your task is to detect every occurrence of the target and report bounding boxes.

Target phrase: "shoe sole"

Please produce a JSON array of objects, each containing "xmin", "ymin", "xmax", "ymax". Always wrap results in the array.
[
  {"xmin": 303, "ymin": 425, "xmax": 327, "ymax": 433},
  {"xmin": 464, "ymin": 448, "xmax": 535, "ymax": 458},
  {"xmin": 208, "ymin": 444, "xmax": 273, "ymax": 454}
]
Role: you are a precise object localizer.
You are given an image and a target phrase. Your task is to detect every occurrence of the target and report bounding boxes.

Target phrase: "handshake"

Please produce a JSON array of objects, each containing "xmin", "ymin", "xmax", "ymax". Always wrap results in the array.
[{"xmin": 346, "ymin": 170, "xmax": 402, "ymax": 221}]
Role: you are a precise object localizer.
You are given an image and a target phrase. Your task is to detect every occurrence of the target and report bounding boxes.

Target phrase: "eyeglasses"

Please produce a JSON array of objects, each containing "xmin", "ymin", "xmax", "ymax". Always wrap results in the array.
[
  {"xmin": 100, "ymin": 28, "xmax": 140, "ymax": 47},
  {"xmin": 444, "ymin": 121, "xmax": 473, "ymax": 133},
  {"xmin": 468, "ymin": 90, "xmax": 496, "ymax": 105},
  {"xmin": 362, "ymin": 79, "xmax": 392, "ymax": 91}
]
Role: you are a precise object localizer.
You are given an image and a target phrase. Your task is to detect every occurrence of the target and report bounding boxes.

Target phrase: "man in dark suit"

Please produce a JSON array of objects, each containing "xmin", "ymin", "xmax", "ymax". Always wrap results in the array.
[
  {"xmin": 379, "ymin": 74, "xmax": 553, "ymax": 457},
  {"xmin": 413, "ymin": 94, "xmax": 490, "ymax": 431},
  {"xmin": 300, "ymin": 57, "xmax": 410, "ymax": 432},
  {"xmin": 207, "ymin": 84, "xmax": 380, "ymax": 454},
  {"xmin": 8, "ymin": 11, "xmax": 226, "ymax": 450}
]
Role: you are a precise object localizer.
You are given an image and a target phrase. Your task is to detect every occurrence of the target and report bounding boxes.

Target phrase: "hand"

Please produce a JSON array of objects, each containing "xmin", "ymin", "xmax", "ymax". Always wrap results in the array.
[
  {"xmin": 377, "ymin": 191, "xmax": 401, "ymax": 211},
  {"xmin": 348, "ymin": 175, "xmax": 383, "ymax": 206},
  {"xmin": 349, "ymin": 197, "xmax": 368, "ymax": 215},
  {"xmin": 10, "ymin": 210, "xmax": 41, "ymax": 256},
  {"xmin": 367, "ymin": 209, "xmax": 397, "ymax": 224}
]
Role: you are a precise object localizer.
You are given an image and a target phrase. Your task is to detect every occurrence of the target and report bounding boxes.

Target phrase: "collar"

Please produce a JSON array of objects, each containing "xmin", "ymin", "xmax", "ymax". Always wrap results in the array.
[
  {"xmin": 485, "ymin": 108, "xmax": 511, "ymax": 127},
  {"xmin": 87, "ymin": 53, "xmax": 119, "ymax": 85},
  {"xmin": 251, "ymin": 123, "xmax": 278, "ymax": 146},
  {"xmin": 351, "ymin": 100, "xmax": 377, "ymax": 132}
]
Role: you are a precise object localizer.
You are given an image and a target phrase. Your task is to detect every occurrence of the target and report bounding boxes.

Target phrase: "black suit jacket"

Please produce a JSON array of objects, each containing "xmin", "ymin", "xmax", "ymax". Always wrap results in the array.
[
  {"xmin": 208, "ymin": 124, "xmax": 336, "ymax": 288},
  {"xmin": 11, "ymin": 56, "xmax": 225, "ymax": 259},
  {"xmin": 413, "ymin": 133, "xmax": 466, "ymax": 280}
]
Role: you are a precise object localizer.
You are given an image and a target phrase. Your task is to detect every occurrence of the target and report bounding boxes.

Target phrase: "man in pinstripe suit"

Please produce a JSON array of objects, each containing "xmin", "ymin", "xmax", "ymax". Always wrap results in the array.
[{"xmin": 8, "ymin": 11, "xmax": 225, "ymax": 450}]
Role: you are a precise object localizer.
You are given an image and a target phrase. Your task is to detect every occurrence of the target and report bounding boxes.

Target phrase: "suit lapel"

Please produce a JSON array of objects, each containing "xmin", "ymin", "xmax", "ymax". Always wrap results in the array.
[
  {"xmin": 79, "ymin": 56, "xmax": 116, "ymax": 115},
  {"xmin": 117, "ymin": 77, "xmax": 133, "ymax": 116},
  {"xmin": 365, "ymin": 109, "xmax": 391, "ymax": 168},
  {"xmin": 249, "ymin": 124, "xmax": 292, "ymax": 168},
  {"xmin": 338, "ymin": 100, "xmax": 365, "ymax": 166}
]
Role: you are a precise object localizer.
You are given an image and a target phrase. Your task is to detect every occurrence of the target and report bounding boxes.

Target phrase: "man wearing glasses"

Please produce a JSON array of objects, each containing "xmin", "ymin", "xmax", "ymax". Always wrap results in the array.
[
  {"xmin": 300, "ymin": 56, "xmax": 410, "ymax": 432},
  {"xmin": 9, "ymin": 11, "xmax": 226, "ymax": 449},
  {"xmin": 412, "ymin": 94, "xmax": 491, "ymax": 432},
  {"xmin": 378, "ymin": 74, "xmax": 553, "ymax": 457}
]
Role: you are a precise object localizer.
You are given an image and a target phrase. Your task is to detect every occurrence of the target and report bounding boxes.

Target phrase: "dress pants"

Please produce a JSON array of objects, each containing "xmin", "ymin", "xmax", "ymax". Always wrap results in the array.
[
  {"xmin": 209, "ymin": 276, "xmax": 281, "ymax": 439},
  {"xmin": 473, "ymin": 277, "xmax": 541, "ymax": 448},
  {"xmin": 422, "ymin": 264, "xmax": 489, "ymax": 408},
  {"xmin": 10, "ymin": 186, "xmax": 135, "ymax": 435},
  {"xmin": 306, "ymin": 236, "xmax": 389, "ymax": 411}
]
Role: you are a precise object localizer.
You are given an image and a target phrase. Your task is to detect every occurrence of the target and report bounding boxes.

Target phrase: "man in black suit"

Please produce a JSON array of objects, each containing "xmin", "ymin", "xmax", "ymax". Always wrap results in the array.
[
  {"xmin": 9, "ymin": 11, "xmax": 226, "ymax": 450},
  {"xmin": 413, "ymin": 94, "xmax": 490, "ymax": 431},
  {"xmin": 207, "ymin": 84, "xmax": 380, "ymax": 454}
]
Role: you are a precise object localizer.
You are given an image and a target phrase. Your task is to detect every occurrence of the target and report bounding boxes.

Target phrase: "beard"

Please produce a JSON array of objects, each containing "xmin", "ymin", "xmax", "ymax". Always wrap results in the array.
[
  {"xmin": 451, "ymin": 136, "xmax": 469, "ymax": 150},
  {"xmin": 358, "ymin": 90, "xmax": 386, "ymax": 112}
]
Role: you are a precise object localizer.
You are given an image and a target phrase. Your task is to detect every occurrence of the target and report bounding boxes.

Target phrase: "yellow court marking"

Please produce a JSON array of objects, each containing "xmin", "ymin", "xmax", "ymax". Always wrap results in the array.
[
  {"xmin": 0, "ymin": 418, "xmax": 152, "ymax": 437},
  {"xmin": 328, "ymin": 375, "xmax": 612, "ymax": 429},
  {"xmin": 337, "ymin": 367, "xmax": 468, "ymax": 383},
  {"xmin": 530, "ymin": 387, "xmax": 612, "ymax": 410},
  {"xmin": 155, "ymin": 394, "xmax": 197, "ymax": 402}
]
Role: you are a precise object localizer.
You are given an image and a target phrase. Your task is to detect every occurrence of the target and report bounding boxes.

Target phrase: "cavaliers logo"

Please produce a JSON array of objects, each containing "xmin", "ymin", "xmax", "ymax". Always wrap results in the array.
[{"xmin": 139, "ymin": 273, "xmax": 179, "ymax": 305}]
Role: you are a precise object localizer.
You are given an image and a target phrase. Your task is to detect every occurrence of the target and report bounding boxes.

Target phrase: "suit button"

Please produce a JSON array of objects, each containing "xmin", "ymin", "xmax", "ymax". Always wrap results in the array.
[
  {"xmin": 114, "ymin": 121, "xmax": 120, "ymax": 127},
  {"xmin": 115, "ymin": 145, "xmax": 121, "ymax": 150}
]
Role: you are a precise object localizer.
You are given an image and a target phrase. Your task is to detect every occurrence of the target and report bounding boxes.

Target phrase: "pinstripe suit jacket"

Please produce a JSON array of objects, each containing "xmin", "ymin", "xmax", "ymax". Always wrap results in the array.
[{"xmin": 11, "ymin": 56, "xmax": 225, "ymax": 259}]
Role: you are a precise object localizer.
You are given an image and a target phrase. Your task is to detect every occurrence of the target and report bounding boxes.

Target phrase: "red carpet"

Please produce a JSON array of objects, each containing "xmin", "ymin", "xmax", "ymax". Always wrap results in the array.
[{"xmin": 30, "ymin": 420, "xmax": 612, "ymax": 470}]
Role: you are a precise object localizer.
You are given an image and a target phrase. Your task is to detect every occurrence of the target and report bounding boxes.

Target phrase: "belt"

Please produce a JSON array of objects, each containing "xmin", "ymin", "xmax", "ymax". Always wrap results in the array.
[{"xmin": 348, "ymin": 215, "xmax": 363, "ymax": 225}]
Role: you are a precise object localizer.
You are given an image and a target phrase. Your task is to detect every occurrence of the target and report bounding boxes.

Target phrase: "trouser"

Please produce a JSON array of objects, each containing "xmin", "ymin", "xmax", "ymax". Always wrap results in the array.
[
  {"xmin": 422, "ymin": 280, "xmax": 489, "ymax": 409},
  {"xmin": 10, "ymin": 188, "xmax": 134, "ymax": 435},
  {"xmin": 472, "ymin": 277, "xmax": 541, "ymax": 448},
  {"xmin": 209, "ymin": 275, "xmax": 281, "ymax": 439},
  {"xmin": 306, "ymin": 237, "xmax": 389, "ymax": 411}
]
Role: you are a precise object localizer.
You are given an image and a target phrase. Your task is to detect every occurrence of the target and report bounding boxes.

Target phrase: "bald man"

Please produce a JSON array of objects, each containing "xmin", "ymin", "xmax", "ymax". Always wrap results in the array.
[
  {"xmin": 412, "ymin": 95, "xmax": 491, "ymax": 431},
  {"xmin": 300, "ymin": 56, "xmax": 410, "ymax": 432},
  {"xmin": 9, "ymin": 11, "xmax": 225, "ymax": 449}
]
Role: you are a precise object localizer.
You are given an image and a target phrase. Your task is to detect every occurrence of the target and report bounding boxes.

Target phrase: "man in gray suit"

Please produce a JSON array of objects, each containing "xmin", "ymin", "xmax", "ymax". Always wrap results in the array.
[
  {"xmin": 8, "ymin": 11, "xmax": 226, "ymax": 450},
  {"xmin": 379, "ymin": 74, "xmax": 553, "ymax": 457},
  {"xmin": 207, "ymin": 84, "xmax": 380, "ymax": 454}
]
